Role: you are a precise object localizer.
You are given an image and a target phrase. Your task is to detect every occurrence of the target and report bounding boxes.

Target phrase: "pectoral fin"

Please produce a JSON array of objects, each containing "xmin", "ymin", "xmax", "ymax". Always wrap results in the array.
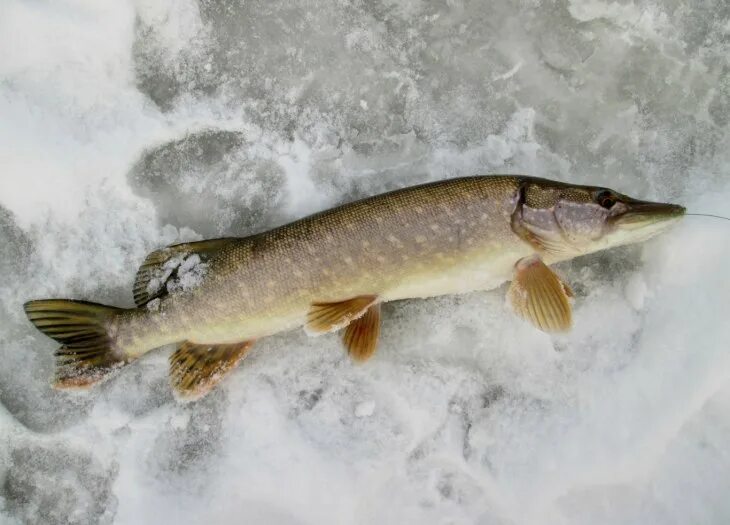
[
  {"xmin": 343, "ymin": 303, "xmax": 381, "ymax": 362},
  {"xmin": 306, "ymin": 295, "xmax": 378, "ymax": 335},
  {"xmin": 170, "ymin": 340, "xmax": 254, "ymax": 402},
  {"xmin": 507, "ymin": 255, "xmax": 573, "ymax": 333}
]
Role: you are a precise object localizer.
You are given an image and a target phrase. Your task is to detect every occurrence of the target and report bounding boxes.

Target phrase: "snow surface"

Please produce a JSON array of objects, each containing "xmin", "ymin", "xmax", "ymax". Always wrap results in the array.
[{"xmin": 0, "ymin": 0, "xmax": 729, "ymax": 523}]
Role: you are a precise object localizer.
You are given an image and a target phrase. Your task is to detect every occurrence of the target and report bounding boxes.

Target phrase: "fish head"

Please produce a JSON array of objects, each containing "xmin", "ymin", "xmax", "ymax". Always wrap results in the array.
[{"xmin": 512, "ymin": 177, "xmax": 685, "ymax": 259}]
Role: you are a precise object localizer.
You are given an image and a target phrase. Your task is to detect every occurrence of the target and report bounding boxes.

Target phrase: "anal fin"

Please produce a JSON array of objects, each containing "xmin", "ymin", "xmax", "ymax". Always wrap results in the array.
[
  {"xmin": 507, "ymin": 255, "xmax": 573, "ymax": 333},
  {"xmin": 170, "ymin": 340, "xmax": 253, "ymax": 402},
  {"xmin": 343, "ymin": 303, "xmax": 381, "ymax": 362},
  {"xmin": 306, "ymin": 295, "xmax": 378, "ymax": 335}
]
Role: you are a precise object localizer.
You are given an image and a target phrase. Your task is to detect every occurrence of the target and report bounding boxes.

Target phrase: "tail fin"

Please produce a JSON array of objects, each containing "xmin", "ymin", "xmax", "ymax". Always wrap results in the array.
[{"xmin": 24, "ymin": 299, "xmax": 129, "ymax": 389}]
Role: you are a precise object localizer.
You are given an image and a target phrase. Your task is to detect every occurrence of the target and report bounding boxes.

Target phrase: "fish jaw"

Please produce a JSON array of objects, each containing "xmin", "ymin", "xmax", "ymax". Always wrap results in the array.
[
  {"xmin": 596, "ymin": 201, "xmax": 686, "ymax": 251},
  {"xmin": 609, "ymin": 201, "xmax": 685, "ymax": 233}
]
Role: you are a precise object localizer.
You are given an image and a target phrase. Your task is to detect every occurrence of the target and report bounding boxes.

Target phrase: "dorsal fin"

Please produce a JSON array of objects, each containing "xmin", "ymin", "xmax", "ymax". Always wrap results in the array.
[{"xmin": 133, "ymin": 238, "xmax": 233, "ymax": 306}]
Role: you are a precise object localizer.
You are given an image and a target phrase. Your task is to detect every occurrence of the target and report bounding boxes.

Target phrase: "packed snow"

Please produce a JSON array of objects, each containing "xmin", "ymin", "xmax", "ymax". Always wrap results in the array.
[{"xmin": 0, "ymin": 0, "xmax": 729, "ymax": 524}]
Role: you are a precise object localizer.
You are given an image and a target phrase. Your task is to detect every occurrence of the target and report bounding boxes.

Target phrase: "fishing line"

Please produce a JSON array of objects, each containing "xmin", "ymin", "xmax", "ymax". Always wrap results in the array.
[{"xmin": 685, "ymin": 213, "xmax": 730, "ymax": 222}]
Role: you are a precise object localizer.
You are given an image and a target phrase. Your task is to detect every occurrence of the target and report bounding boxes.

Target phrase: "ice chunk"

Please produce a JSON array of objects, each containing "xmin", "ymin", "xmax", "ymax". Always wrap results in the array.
[
  {"xmin": 165, "ymin": 254, "xmax": 208, "ymax": 294},
  {"xmin": 354, "ymin": 400, "xmax": 376, "ymax": 418}
]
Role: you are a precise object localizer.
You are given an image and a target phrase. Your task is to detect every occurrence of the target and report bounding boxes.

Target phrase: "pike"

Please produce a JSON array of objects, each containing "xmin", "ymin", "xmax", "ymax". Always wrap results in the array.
[{"xmin": 24, "ymin": 175, "xmax": 685, "ymax": 400}]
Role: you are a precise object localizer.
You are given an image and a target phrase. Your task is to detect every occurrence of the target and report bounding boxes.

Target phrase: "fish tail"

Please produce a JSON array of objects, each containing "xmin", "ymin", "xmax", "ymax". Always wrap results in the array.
[{"xmin": 24, "ymin": 299, "xmax": 132, "ymax": 389}]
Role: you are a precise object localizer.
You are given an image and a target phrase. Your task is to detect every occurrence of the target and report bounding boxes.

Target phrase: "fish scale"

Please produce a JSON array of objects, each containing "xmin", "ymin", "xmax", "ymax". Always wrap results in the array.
[{"xmin": 119, "ymin": 176, "xmax": 523, "ymax": 349}]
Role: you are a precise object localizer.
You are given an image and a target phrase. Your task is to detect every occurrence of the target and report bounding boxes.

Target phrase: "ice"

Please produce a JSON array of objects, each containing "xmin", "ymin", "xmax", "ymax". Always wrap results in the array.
[
  {"xmin": 354, "ymin": 401, "xmax": 376, "ymax": 418},
  {"xmin": 1, "ymin": 0, "xmax": 729, "ymax": 523},
  {"xmin": 165, "ymin": 254, "xmax": 209, "ymax": 294},
  {"xmin": 2, "ymin": 443, "xmax": 118, "ymax": 525},
  {"xmin": 129, "ymin": 130, "xmax": 288, "ymax": 237}
]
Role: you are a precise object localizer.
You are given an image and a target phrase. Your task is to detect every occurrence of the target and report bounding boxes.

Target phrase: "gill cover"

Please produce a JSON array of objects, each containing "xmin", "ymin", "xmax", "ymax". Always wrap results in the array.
[{"xmin": 510, "ymin": 179, "xmax": 604, "ymax": 258}]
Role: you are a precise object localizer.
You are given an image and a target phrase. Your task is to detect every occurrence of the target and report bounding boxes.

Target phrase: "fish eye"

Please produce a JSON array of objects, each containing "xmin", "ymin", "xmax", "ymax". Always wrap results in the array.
[{"xmin": 595, "ymin": 190, "xmax": 616, "ymax": 209}]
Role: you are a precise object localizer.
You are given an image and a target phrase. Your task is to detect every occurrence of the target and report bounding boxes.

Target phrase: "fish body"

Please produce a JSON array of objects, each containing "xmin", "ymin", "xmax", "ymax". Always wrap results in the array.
[
  {"xmin": 24, "ymin": 175, "xmax": 685, "ymax": 399},
  {"xmin": 120, "ymin": 176, "xmax": 528, "ymax": 353}
]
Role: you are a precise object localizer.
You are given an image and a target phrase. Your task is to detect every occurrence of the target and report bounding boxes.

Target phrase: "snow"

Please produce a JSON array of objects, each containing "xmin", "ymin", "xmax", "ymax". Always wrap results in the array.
[
  {"xmin": 145, "ymin": 252, "xmax": 209, "ymax": 297},
  {"xmin": 354, "ymin": 401, "xmax": 376, "ymax": 418},
  {"xmin": 1, "ymin": 0, "xmax": 729, "ymax": 524}
]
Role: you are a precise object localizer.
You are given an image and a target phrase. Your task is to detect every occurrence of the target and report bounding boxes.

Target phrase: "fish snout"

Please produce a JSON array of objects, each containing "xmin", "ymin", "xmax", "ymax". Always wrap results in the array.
[{"xmin": 611, "ymin": 200, "xmax": 686, "ymax": 230}]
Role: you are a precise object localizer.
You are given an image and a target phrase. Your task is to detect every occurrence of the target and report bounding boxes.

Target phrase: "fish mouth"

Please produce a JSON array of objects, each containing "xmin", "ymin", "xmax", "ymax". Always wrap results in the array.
[{"xmin": 610, "ymin": 201, "xmax": 686, "ymax": 230}]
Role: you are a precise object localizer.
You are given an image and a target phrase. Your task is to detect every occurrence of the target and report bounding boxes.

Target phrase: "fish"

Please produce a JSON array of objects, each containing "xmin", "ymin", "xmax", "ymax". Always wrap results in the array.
[{"xmin": 24, "ymin": 175, "xmax": 685, "ymax": 401}]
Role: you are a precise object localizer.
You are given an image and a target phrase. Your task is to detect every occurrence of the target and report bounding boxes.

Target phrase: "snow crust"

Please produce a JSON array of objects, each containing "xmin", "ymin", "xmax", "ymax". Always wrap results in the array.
[{"xmin": 0, "ymin": 0, "xmax": 729, "ymax": 523}]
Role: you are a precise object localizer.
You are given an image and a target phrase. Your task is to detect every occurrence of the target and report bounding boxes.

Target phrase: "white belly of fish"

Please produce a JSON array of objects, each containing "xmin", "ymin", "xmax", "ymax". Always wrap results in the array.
[{"xmin": 381, "ymin": 245, "xmax": 531, "ymax": 302}]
